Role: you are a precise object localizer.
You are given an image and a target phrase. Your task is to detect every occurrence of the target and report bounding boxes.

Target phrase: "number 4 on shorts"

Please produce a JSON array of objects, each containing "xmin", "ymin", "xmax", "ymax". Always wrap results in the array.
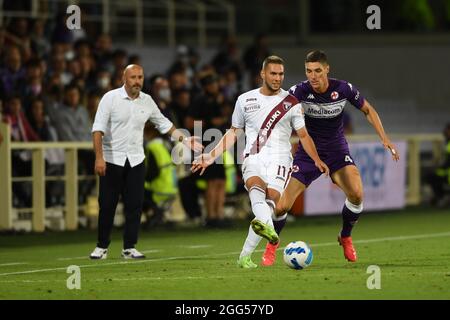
[{"xmin": 345, "ymin": 155, "xmax": 353, "ymax": 163}]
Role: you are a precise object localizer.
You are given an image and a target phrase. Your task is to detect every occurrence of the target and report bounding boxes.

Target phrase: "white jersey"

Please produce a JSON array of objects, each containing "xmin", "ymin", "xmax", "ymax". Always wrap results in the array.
[{"xmin": 232, "ymin": 88, "xmax": 305, "ymax": 158}]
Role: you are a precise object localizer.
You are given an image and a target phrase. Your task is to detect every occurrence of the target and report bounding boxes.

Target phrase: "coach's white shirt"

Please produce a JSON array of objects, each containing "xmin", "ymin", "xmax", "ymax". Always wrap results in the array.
[{"xmin": 92, "ymin": 86, "xmax": 173, "ymax": 167}]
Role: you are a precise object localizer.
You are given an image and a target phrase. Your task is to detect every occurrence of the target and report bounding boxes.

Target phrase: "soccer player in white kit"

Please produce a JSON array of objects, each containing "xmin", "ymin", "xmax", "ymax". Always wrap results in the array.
[{"xmin": 191, "ymin": 56, "xmax": 329, "ymax": 268}]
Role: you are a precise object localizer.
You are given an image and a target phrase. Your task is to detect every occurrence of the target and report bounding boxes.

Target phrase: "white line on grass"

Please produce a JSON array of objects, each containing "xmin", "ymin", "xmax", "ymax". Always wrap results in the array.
[
  {"xmin": 57, "ymin": 250, "xmax": 162, "ymax": 261},
  {"xmin": 0, "ymin": 262, "xmax": 28, "ymax": 267},
  {"xmin": 179, "ymin": 245, "xmax": 212, "ymax": 249},
  {"xmin": 0, "ymin": 275, "xmax": 237, "ymax": 283},
  {"xmin": 57, "ymin": 256, "xmax": 89, "ymax": 261},
  {"xmin": 309, "ymin": 231, "xmax": 450, "ymax": 248},
  {"xmin": 1, "ymin": 270, "xmax": 450, "ymax": 284},
  {"xmin": 140, "ymin": 249, "xmax": 161, "ymax": 254},
  {"xmin": 1, "ymin": 231, "xmax": 449, "ymax": 277}
]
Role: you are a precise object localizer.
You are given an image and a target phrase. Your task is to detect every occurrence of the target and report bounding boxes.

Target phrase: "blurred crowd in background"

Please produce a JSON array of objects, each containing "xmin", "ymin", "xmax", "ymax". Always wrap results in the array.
[
  {"xmin": 1, "ymin": 3, "xmax": 449, "ymax": 228},
  {"xmin": 0, "ymin": 16, "xmax": 276, "ymax": 228}
]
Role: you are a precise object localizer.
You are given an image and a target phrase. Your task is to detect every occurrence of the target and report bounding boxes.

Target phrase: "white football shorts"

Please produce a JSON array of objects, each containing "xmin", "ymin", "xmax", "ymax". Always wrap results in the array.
[{"xmin": 241, "ymin": 153, "xmax": 293, "ymax": 194}]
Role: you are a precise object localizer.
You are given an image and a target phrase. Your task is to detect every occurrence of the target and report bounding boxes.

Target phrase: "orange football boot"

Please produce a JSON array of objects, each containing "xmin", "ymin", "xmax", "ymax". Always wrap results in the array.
[
  {"xmin": 261, "ymin": 241, "xmax": 280, "ymax": 266},
  {"xmin": 338, "ymin": 235, "xmax": 357, "ymax": 262}
]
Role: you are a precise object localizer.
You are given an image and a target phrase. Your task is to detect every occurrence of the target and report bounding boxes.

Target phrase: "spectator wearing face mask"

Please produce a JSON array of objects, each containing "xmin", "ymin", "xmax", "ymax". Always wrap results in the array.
[
  {"xmin": 48, "ymin": 51, "xmax": 72, "ymax": 86},
  {"xmin": 94, "ymin": 69, "xmax": 112, "ymax": 94},
  {"xmin": 147, "ymin": 74, "xmax": 175, "ymax": 123}
]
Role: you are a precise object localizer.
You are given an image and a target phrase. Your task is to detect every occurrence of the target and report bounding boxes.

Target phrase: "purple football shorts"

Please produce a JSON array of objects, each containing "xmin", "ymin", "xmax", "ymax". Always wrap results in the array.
[{"xmin": 291, "ymin": 148, "xmax": 356, "ymax": 187}]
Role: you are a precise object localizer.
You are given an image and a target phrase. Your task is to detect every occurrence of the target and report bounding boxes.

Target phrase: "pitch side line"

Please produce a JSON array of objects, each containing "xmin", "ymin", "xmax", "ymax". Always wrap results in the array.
[
  {"xmin": 309, "ymin": 231, "xmax": 450, "ymax": 248},
  {"xmin": 57, "ymin": 256, "xmax": 90, "ymax": 261},
  {"xmin": 179, "ymin": 245, "xmax": 213, "ymax": 249},
  {"xmin": 0, "ymin": 262, "xmax": 28, "ymax": 267},
  {"xmin": 1, "ymin": 231, "xmax": 450, "ymax": 277},
  {"xmin": 3, "ymin": 270, "xmax": 450, "ymax": 284},
  {"xmin": 56, "ymin": 250, "xmax": 162, "ymax": 261},
  {"xmin": 55, "ymin": 247, "xmax": 204, "ymax": 261}
]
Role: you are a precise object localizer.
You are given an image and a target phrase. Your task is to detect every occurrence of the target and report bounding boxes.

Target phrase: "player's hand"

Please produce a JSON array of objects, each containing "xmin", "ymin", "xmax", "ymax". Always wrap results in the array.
[
  {"xmin": 95, "ymin": 158, "xmax": 106, "ymax": 176},
  {"xmin": 191, "ymin": 153, "xmax": 215, "ymax": 176},
  {"xmin": 183, "ymin": 136, "xmax": 204, "ymax": 153},
  {"xmin": 315, "ymin": 160, "xmax": 330, "ymax": 177},
  {"xmin": 383, "ymin": 140, "xmax": 400, "ymax": 162}
]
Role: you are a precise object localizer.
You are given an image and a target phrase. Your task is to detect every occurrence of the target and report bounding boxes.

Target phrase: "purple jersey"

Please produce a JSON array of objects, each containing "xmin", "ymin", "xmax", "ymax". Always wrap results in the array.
[{"xmin": 289, "ymin": 78, "xmax": 364, "ymax": 152}]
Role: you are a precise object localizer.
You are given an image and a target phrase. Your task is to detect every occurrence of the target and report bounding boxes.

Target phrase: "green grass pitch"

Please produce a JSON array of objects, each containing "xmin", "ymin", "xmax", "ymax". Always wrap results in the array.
[{"xmin": 0, "ymin": 207, "xmax": 449, "ymax": 300}]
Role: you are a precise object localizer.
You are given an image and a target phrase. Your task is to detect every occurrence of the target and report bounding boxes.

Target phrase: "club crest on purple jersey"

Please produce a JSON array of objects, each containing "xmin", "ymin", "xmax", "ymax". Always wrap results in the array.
[{"xmin": 331, "ymin": 91, "xmax": 339, "ymax": 100}]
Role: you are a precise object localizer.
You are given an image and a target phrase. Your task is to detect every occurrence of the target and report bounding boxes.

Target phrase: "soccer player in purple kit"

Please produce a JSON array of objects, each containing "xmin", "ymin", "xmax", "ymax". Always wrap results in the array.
[{"xmin": 260, "ymin": 50, "xmax": 400, "ymax": 265}]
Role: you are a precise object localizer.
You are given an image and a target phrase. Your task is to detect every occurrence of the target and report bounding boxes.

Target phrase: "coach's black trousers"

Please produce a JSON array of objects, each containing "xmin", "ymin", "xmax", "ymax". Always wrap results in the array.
[{"xmin": 97, "ymin": 159, "xmax": 145, "ymax": 249}]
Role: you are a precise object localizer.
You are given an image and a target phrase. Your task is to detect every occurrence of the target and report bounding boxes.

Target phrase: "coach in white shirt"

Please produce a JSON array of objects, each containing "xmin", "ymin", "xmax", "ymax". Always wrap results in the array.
[{"xmin": 89, "ymin": 64, "xmax": 203, "ymax": 260}]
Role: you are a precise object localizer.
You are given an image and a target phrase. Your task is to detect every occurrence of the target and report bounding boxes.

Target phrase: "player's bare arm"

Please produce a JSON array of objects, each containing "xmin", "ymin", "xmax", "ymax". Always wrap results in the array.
[
  {"xmin": 360, "ymin": 100, "xmax": 400, "ymax": 161},
  {"xmin": 167, "ymin": 125, "xmax": 204, "ymax": 153},
  {"xmin": 191, "ymin": 126, "xmax": 243, "ymax": 175},
  {"xmin": 296, "ymin": 127, "xmax": 330, "ymax": 176}
]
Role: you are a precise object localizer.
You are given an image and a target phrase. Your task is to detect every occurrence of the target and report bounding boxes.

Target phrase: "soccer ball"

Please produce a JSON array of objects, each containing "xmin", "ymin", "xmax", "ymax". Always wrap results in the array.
[{"xmin": 283, "ymin": 241, "xmax": 313, "ymax": 270}]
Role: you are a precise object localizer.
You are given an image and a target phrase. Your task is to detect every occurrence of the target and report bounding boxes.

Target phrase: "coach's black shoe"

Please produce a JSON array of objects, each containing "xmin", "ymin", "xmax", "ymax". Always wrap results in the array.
[
  {"xmin": 90, "ymin": 247, "xmax": 108, "ymax": 260},
  {"xmin": 121, "ymin": 248, "xmax": 146, "ymax": 259}
]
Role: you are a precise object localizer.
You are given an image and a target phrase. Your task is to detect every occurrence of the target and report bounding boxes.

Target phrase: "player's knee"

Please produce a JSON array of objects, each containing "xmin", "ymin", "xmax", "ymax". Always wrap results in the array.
[{"xmin": 348, "ymin": 188, "xmax": 364, "ymax": 205}]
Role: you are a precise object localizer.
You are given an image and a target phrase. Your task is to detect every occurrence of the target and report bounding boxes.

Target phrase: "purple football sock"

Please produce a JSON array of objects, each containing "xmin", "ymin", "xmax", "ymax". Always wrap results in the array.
[
  {"xmin": 340, "ymin": 203, "xmax": 360, "ymax": 237},
  {"xmin": 273, "ymin": 217, "xmax": 287, "ymax": 236}
]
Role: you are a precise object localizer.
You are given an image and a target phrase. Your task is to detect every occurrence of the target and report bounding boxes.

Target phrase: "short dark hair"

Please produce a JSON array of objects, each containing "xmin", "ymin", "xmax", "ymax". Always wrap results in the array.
[
  {"xmin": 305, "ymin": 50, "xmax": 328, "ymax": 64},
  {"xmin": 262, "ymin": 55, "xmax": 284, "ymax": 70}
]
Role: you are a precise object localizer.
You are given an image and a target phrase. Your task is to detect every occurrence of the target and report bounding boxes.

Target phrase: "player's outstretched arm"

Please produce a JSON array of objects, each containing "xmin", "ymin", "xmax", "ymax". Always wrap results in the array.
[
  {"xmin": 191, "ymin": 126, "xmax": 243, "ymax": 176},
  {"xmin": 296, "ymin": 127, "xmax": 330, "ymax": 176},
  {"xmin": 167, "ymin": 125, "xmax": 204, "ymax": 153},
  {"xmin": 360, "ymin": 100, "xmax": 400, "ymax": 161}
]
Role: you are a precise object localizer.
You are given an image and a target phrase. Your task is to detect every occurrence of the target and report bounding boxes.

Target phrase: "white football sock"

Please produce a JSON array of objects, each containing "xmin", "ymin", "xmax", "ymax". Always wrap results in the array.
[
  {"xmin": 248, "ymin": 186, "xmax": 273, "ymax": 226},
  {"xmin": 273, "ymin": 212, "xmax": 288, "ymax": 221},
  {"xmin": 239, "ymin": 186, "xmax": 275, "ymax": 258},
  {"xmin": 240, "ymin": 225, "xmax": 263, "ymax": 259},
  {"xmin": 345, "ymin": 198, "xmax": 364, "ymax": 213}
]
